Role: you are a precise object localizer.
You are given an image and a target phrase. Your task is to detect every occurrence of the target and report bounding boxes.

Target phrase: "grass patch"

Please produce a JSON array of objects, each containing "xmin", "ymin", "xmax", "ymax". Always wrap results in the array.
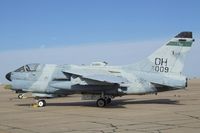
[{"xmin": 4, "ymin": 84, "xmax": 12, "ymax": 90}]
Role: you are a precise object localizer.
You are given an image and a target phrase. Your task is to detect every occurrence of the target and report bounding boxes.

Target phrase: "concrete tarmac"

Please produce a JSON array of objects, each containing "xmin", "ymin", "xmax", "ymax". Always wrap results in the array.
[{"xmin": 0, "ymin": 79, "xmax": 200, "ymax": 133}]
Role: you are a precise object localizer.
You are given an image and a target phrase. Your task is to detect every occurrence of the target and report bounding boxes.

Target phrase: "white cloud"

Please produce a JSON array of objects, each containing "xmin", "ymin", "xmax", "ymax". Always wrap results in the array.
[{"xmin": 1, "ymin": 39, "xmax": 199, "ymax": 83}]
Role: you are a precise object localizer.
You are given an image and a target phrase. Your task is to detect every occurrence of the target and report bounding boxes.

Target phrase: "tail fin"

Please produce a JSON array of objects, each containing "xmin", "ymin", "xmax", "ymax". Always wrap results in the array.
[{"xmin": 130, "ymin": 32, "xmax": 194, "ymax": 75}]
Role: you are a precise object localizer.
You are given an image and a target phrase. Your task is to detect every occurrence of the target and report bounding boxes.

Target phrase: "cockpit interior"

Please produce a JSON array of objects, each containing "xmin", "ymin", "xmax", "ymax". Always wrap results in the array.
[{"xmin": 14, "ymin": 64, "xmax": 39, "ymax": 72}]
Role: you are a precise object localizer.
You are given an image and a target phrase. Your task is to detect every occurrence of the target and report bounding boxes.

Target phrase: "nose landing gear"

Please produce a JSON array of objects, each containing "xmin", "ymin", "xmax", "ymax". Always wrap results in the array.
[
  {"xmin": 32, "ymin": 99, "xmax": 46, "ymax": 107},
  {"xmin": 37, "ymin": 100, "xmax": 46, "ymax": 107}
]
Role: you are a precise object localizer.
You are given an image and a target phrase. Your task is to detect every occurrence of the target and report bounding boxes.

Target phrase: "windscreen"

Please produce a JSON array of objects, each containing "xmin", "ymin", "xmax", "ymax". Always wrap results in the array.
[
  {"xmin": 25, "ymin": 64, "xmax": 39, "ymax": 72},
  {"xmin": 14, "ymin": 64, "xmax": 39, "ymax": 72}
]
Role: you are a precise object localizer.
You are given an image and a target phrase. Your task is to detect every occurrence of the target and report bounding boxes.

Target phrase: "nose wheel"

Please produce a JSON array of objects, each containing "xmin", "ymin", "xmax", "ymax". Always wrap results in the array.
[{"xmin": 37, "ymin": 100, "xmax": 46, "ymax": 107}]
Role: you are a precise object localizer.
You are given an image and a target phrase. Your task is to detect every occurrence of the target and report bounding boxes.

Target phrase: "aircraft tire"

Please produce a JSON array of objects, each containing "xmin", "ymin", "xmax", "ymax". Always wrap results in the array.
[
  {"xmin": 18, "ymin": 94, "xmax": 24, "ymax": 99},
  {"xmin": 106, "ymin": 98, "xmax": 112, "ymax": 104},
  {"xmin": 38, "ymin": 100, "xmax": 46, "ymax": 107},
  {"xmin": 96, "ymin": 98, "xmax": 106, "ymax": 107}
]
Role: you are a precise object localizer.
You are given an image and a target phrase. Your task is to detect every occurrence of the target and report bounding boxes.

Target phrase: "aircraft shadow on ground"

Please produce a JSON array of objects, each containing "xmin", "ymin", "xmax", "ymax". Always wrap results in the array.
[{"xmin": 16, "ymin": 98, "xmax": 182, "ymax": 108}]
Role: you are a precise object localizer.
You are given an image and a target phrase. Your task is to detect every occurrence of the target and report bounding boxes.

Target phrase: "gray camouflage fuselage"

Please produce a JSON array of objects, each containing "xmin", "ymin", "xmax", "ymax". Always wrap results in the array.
[{"xmin": 5, "ymin": 32, "xmax": 194, "ymax": 107}]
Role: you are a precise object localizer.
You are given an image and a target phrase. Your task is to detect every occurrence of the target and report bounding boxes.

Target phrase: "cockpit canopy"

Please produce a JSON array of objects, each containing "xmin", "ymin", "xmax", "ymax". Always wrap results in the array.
[{"xmin": 14, "ymin": 63, "xmax": 39, "ymax": 72}]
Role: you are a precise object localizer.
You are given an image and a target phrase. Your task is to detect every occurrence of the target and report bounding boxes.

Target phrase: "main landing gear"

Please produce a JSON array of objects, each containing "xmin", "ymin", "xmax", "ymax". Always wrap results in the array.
[
  {"xmin": 17, "ymin": 93, "xmax": 46, "ymax": 107},
  {"xmin": 96, "ymin": 97, "xmax": 112, "ymax": 107}
]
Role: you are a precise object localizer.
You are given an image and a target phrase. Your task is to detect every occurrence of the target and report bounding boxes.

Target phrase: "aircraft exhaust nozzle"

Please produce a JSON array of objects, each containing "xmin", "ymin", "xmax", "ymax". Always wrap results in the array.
[{"xmin": 5, "ymin": 72, "xmax": 12, "ymax": 81}]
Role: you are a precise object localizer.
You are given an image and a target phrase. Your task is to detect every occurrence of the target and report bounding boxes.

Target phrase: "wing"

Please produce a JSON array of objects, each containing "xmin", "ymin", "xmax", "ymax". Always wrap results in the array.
[{"xmin": 62, "ymin": 70, "xmax": 128, "ymax": 85}]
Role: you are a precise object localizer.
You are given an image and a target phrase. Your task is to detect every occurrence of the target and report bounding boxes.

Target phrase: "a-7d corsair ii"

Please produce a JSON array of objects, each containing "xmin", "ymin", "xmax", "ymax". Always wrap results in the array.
[{"xmin": 6, "ymin": 32, "xmax": 194, "ymax": 107}]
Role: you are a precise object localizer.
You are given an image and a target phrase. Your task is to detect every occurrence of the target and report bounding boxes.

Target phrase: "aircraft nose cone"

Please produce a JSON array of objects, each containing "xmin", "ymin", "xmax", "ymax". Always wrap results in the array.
[{"xmin": 5, "ymin": 72, "xmax": 12, "ymax": 81}]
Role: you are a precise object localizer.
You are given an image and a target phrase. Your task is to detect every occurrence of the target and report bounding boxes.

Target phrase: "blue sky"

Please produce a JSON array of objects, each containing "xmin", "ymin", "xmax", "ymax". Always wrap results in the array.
[
  {"xmin": 0, "ymin": 0, "xmax": 200, "ymax": 82},
  {"xmin": 0, "ymin": 0, "xmax": 199, "ymax": 50}
]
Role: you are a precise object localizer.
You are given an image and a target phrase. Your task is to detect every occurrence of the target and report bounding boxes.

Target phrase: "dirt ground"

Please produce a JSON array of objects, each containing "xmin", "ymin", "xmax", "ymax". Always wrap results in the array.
[{"xmin": 0, "ymin": 79, "xmax": 200, "ymax": 133}]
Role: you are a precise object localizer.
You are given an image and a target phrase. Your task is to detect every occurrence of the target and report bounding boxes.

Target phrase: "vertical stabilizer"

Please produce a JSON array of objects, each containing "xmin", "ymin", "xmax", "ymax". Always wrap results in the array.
[{"xmin": 128, "ymin": 32, "xmax": 194, "ymax": 75}]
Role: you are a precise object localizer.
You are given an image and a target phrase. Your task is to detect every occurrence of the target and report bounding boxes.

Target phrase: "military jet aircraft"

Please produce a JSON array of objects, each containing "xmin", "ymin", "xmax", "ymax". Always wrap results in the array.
[{"xmin": 5, "ymin": 32, "xmax": 194, "ymax": 107}]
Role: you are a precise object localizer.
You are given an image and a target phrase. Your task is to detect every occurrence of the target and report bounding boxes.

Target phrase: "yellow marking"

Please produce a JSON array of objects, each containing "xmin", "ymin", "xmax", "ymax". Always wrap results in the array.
[{"xmin": 31, "ymin": 103, "xmax": 39, "ymax": 108}]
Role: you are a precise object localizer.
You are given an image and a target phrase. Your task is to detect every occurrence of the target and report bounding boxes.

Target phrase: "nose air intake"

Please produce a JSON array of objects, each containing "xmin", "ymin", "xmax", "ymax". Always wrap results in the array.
[{"xmin": 5, "ymin": 72, "xmax": 12, "ymax": 81}]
